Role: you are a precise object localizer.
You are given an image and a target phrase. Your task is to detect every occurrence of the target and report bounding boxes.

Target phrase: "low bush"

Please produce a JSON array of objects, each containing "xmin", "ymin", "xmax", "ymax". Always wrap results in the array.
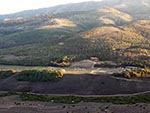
[
  {"xmin": 20, "ymin": 93, "xmax": 150, "ymax": 104},
  {"xmin": 16, "ymin": 69, "xmax": 64, "ymax": 82},
  {"xmin": 113, "ymin": 67, "xmax": 150, "ymax": 79},
  {"xmin": 0, "ymin": 70, "xmax": 16, "ymax": 79},
  {"xmin": 122, "ymin": 67, "xmax": 150, "ymax": 78}
]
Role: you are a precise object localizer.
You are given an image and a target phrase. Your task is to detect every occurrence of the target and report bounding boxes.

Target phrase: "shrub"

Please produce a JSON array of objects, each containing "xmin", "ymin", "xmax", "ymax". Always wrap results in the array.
[
  {"xmin": 16, "ymin": 69, "xmax": 64, "ymax": 82},
  {"xmin": 122, "ymin": 67, "xmax": 150, "ymax": 78},
  {"xmin": 123, "ymin": 71, "xmax": 131, "ymax": 78},
  {"xmin": 0, "ymin": 70, "xmax": 16, "ymax": 79}
]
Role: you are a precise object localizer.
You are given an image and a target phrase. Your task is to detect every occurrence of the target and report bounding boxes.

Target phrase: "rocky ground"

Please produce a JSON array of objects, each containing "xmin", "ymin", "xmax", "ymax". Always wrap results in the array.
[{"xmin": 0, "ymin": 95, "xmax": 150, "ymax": 113}]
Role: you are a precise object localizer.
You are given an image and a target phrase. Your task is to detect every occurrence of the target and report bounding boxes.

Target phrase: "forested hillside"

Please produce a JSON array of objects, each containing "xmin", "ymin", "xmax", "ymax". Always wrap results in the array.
[{"xmin": 0, "ymin": 0, "xmax": 150, "ymax": 66}]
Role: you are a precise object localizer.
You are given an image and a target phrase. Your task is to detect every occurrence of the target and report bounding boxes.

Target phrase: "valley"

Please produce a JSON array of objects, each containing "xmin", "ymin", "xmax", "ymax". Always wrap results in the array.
[{"xmin": 0, "ymin": 0, "xmax": 150, "ymax": 112}]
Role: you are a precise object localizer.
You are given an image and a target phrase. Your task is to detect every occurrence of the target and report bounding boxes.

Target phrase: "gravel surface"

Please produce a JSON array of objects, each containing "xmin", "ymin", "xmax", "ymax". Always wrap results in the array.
[{"xmin": 0, "ymin": 95, "xmax": 150, "ymax": 113}]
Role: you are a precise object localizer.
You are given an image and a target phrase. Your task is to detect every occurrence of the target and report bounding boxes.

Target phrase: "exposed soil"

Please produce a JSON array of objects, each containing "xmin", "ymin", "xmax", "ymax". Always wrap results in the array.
[
  {"xmin": 0, "ymin": 74, "xmax": 150, "ymax": 95},
  {"xmin": 70, "ymin": 60, "xmax": 96, "ymax": 68},
  {"xmin": 0, "ymin": 95, "xmax": 150, "ymax": 113},
  {"xmin": 0, "ymin": 70, "xmax": 150, "ymax": 113}
]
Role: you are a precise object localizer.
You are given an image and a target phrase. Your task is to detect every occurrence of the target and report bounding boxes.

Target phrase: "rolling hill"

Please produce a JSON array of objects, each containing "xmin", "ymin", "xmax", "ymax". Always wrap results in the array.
[
  {"xmin": 0, "ymin": 0, "xmax": 150, "ymax": 66},
  {"xmin": 0, "ymin": 73, "xmax": 150, "ymax": 95},
  {"xmin": 0, "ymin": 0, "xmax": 149, "ymax": 20}
]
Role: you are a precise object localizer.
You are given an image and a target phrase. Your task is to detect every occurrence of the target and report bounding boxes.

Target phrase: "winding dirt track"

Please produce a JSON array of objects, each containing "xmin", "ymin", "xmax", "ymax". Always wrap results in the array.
[{"xmin": 0, "ymin": 90, "xmax": 150, "ymax": 97}]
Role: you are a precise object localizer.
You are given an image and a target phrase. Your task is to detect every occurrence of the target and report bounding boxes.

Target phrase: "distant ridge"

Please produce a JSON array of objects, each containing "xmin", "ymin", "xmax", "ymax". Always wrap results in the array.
[
  {"xmin": 0, "ymin": 0, "xmax": 150, "ymax": 66},
  {"xmin": 0, "ymin": 1, "xmax": 105, "ymax": 20}
]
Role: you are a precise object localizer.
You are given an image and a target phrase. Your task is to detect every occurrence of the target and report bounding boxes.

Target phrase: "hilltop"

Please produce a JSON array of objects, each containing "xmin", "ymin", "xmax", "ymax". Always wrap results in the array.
[{"xmin": 0, "ymin": 0, "xmax": 150, "ymax": 66}]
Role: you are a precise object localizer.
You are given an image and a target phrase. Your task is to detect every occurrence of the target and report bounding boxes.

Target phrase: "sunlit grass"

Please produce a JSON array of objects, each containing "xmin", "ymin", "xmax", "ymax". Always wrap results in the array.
[
  {"xmin": 0, "ymin": 65, "xmax": 121, "ymax": 75},
  {"xmin": 0, "ymin": 65, "xmax": 47, "ymax": 71}
]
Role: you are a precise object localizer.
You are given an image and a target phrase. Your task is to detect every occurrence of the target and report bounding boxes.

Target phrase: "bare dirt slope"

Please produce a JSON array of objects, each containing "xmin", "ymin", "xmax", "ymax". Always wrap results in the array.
[{"xmin": 0, "ymin": 74, "xmax": 150, "ymax": 95}]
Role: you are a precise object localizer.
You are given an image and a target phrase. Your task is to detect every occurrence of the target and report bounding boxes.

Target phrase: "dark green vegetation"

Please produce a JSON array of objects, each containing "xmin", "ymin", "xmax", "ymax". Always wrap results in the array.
[
  {"xmin": 0, "ymin": 69, "xmax": 64, "ymax": 82},
  {"xmin": 16, "ymin": 69, "xmax": 64, "ymax": 82},
  {"xmin": 0, "ymin": 70, "xmax": 16, "ymax": 79},
  {"xmin": 0, "ymin": 0, "xmax": 150, "ymax": 66},
  {"xmin": 0, "ymin": 92, "xmax": 18, "ymax": 97},
  {"xmin": 1, "ymin": 92, "xmax": 150, "ymax": 104},
  {"xmin": 21, "ymin": 94, "xmax": 150, "ymax": 104},
  {"xmin": 50, "ymin": 56, "xmax": 75, "ymax": 67}
]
